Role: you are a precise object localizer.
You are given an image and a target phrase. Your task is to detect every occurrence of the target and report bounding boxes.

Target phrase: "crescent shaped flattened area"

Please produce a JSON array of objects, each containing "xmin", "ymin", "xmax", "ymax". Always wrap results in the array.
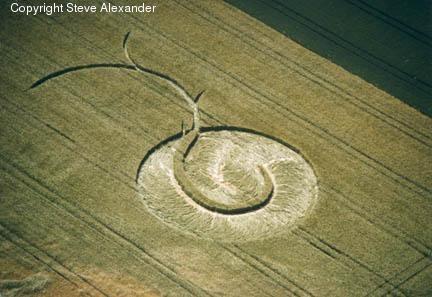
[{"xmin": 137, "ymin": 128, "xmax": 318, "ymax": 242}]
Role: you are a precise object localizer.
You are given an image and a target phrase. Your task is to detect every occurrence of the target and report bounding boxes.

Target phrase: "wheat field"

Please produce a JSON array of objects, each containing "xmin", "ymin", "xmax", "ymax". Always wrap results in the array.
[{"xmin": 1, "ymin": 1, "xmax": 431, "ymax": 296}]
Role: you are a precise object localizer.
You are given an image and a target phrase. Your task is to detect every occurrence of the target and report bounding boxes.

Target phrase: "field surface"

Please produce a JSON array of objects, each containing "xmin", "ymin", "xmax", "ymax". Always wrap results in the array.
[{"xmin": 1, "ymin": 1, "xmax": 431, "ymax": 296}]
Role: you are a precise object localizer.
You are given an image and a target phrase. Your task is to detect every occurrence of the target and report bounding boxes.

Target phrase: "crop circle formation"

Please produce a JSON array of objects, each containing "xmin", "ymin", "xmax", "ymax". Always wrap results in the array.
[{"xmin": 30, "ymin": 32, "xmax": 319, "ymax": 242}]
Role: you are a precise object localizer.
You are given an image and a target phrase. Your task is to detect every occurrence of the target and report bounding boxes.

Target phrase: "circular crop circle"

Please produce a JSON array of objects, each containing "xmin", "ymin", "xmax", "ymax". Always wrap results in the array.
[{"xmin": 137, "ymin": 127, "xmax": 318, "ymax": 242}]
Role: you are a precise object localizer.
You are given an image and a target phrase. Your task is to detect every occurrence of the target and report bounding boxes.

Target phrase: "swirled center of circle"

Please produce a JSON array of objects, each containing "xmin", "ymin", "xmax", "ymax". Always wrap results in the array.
[
  {"xmin": 173, "ymin": 131, "xmax": 274, "ymax": 215},
  {"xmin": 137, "ymin": 128, "xmax": 318, "ymax": 242}
]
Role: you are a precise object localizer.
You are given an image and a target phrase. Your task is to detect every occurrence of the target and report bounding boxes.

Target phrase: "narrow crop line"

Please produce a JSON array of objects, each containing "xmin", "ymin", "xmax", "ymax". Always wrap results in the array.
[
  {"xmin": 364, "ymin": 257, "xmax": 428, "ymax": 296},
  {"xmin": 294, "ymin": 231, "xmax": 338, "ymax": 260},
  {"xmin": 29, "ymin": 64, "xmax": 134, "ymax": 89},
  {"xmin": 379, "ymin": 259, "xmax": 432, "ymax": 297}
]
